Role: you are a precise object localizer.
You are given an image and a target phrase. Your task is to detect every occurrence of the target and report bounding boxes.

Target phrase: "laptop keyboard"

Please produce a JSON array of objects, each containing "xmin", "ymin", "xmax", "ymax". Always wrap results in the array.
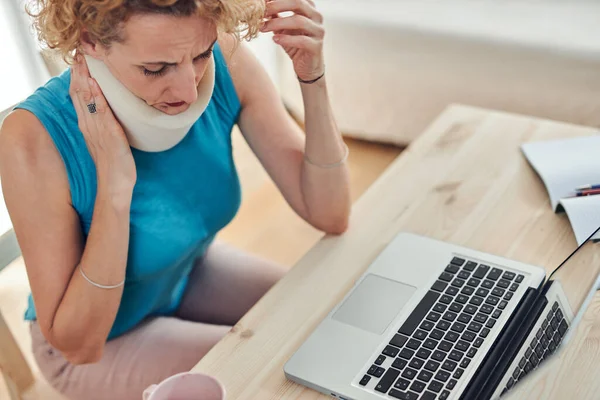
[
  {"xmin": 359, "ymin": 256, "xmax": 524, "ymax": 400},
  {"xmin": 501, "ymin": 300, "xmax": 569, "ymax": 396}
]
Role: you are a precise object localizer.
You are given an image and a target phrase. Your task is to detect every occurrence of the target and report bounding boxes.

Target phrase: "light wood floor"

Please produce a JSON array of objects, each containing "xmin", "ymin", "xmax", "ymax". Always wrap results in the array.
[{"xmin": 0, "ymin": 127, "xmax": 402, "ymax": 399}]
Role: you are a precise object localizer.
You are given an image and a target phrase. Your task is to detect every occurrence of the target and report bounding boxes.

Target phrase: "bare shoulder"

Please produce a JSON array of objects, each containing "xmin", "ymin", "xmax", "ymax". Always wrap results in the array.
[
  {"xmin": 217, "ymin": 34, "xmax": 272, "ymax": 107},
  {"xmin": 217, "ymin": 33, "xmax": 250, "ymax": 66},
  {"xmin": 1, "ymin": 109, "xmax": 53, "ymax": 158},
  {"xmin": 0, "ymin": 109, "xmax": 70, "ymax": 201}
]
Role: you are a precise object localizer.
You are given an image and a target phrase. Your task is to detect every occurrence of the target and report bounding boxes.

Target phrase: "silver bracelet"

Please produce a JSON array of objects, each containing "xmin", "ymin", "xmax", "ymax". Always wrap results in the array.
[
  {"xmin": 304, "ymin": 143, "xmax": 349, "ymax": 169},
  {"xmin": 79, "ymin": 266, "xmax": 125, "ymax": 289}
]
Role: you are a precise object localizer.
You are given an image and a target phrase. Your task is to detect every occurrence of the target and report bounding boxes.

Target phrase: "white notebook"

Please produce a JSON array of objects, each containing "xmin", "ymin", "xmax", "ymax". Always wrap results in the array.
[{"xmin": 521, "ymin": 136, "xmax": 600, "ymax": 245}]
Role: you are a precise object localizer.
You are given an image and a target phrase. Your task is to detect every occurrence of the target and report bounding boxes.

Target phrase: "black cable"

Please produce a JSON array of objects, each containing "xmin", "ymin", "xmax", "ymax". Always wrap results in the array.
[{"xmin": 547, "ymin": 224, "xmax": 600, "ymax": 282}]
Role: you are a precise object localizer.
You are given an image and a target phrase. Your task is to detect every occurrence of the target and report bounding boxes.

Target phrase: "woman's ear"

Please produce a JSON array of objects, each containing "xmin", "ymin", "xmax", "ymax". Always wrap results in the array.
[{"xmin": 79, "ymin": 30, "xmax": 108, "ymax": 61}]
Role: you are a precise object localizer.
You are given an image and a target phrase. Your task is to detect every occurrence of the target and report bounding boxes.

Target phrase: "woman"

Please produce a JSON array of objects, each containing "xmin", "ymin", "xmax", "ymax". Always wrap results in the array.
[{"xmin": 0, "ymin": 0, "xmax": 350, "ymax": 398}]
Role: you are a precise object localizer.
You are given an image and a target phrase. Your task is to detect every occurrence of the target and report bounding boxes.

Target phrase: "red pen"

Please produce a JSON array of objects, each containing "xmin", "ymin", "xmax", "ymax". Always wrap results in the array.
[
  {"xmin": 566, "ymin": 188, "xmax": 600, "ymax": 198},
  {"xmin": 576, "ymin": 188, "xmax": 600, "ymax": 196}
]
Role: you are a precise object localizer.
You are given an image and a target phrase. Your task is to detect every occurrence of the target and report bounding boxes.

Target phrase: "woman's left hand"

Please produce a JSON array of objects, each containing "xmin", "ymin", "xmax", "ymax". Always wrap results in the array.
[{"xmin": 261, "ymin": 0, "xmax": 325, "ymax": 82}]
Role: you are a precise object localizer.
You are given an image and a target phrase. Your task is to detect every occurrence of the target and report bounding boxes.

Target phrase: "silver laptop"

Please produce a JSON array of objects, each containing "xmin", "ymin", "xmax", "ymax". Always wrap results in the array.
[{"xmin": 284, "ymin": 227, "xmax": 600, "ymax": 400}]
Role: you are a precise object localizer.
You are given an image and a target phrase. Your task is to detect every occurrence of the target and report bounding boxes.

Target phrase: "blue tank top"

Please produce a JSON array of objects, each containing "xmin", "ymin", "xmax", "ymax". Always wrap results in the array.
[{"xmin": 15, "ymin": 44, "xmax": 242, "ymax": 340}]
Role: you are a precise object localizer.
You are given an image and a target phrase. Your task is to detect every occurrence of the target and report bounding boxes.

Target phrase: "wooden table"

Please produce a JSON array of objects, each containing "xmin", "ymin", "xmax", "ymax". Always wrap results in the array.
[{"xmin": 192, "ymin": 104, "xmax": 600, "ymax": 399}]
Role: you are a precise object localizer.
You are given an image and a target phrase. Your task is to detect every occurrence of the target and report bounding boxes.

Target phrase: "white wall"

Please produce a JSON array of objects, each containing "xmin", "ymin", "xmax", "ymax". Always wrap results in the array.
[{"xmin": 0, "ymin": 0, "xmax": 49, "ymax": 111}]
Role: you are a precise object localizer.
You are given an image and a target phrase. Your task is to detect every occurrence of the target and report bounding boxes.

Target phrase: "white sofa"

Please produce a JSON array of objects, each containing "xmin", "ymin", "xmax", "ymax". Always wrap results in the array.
[{"xmin": 277, "ymin": 1, "xmax": 600, "ymax": 146}]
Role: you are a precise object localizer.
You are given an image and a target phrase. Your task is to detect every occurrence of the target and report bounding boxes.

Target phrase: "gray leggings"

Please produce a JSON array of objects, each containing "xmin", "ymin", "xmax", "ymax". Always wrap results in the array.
[{"xmin": 30, "ymin": 241, "xmax": 285, "ymax": 400}]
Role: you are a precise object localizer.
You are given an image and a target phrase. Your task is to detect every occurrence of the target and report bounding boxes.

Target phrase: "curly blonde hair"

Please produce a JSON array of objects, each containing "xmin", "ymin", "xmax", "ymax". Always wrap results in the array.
[{"xmin": 27, "ymin": 0, "xmax": 264, "ymax": 64}]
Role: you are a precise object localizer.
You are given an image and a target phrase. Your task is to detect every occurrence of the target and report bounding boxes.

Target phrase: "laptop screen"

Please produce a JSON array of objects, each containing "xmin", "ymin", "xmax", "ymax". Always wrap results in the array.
[{"xmin": 503, "ymin": 225, "xmax": 600, "ymax": 398}]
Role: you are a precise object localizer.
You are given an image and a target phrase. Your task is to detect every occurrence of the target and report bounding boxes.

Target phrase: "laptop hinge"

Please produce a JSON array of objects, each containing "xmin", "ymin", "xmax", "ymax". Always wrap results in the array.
[{"xmin": 459, "ymin": 285, "xmax": 548, "ymax": 399}]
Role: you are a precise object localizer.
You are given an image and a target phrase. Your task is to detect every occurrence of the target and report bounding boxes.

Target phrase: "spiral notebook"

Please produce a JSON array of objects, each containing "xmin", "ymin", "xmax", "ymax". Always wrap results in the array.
[{"xmin": 522, "ymin": 135, "xmax": 600, "ymax": 245}]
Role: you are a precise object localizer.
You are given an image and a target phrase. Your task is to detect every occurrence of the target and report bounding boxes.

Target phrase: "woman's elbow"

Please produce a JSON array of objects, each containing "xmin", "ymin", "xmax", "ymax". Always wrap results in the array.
[
  {"xmin": 327, "ymin": 222, "xmax": 349, "ymax": 235},
  {"xmin": 315, "ymin": 214, "xmax": 350, "ymax": 235},
  {"xmin": 45, "ymin": 328, "xmax": 104, "ymax": 365}
]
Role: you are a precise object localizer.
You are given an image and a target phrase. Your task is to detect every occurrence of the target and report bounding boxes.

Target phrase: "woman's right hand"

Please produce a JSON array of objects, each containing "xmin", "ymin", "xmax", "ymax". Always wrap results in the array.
[{"xmin": 69, "ymin": 52, "xmax": 137, "ymax": 198}]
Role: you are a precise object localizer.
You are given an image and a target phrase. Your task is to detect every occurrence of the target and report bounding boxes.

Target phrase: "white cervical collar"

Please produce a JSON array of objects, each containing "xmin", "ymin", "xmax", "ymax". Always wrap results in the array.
[{"xmin": 84, "ymin": 54, "xmax": 215, "ymax": 152}]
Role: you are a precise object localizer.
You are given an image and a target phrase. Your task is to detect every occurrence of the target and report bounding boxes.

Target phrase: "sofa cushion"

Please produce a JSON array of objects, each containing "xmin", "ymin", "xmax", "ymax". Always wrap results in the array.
[{"xmin": 278, "ymin": 1, "xmax": 600, "ymax": 145}]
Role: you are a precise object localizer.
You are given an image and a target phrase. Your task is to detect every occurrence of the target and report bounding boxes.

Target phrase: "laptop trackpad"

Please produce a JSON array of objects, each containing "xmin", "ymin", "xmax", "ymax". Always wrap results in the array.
[{"xmin": 332, "ymin": 274, "xmax": 417, "ymax": 335}]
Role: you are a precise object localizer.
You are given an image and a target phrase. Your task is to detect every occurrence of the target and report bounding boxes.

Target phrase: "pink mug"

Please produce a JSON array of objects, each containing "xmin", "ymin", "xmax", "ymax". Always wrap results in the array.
[{"xmin": 142, "ymin": 372, "xmax": 226, "ymax": 400}]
